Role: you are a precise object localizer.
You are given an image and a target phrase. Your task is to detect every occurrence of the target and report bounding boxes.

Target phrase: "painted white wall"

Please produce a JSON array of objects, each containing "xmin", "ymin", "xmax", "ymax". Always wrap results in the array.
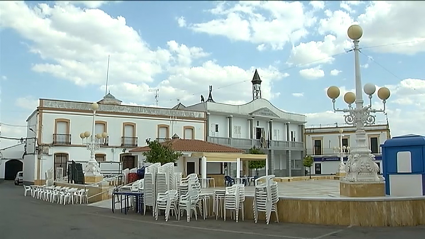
[
  {"xmin": 0, "ymin": 144, "xmax": 26, "ymax": 180},
  {"xmin": 232, "ymin": 117, "xmax": 249, "ymax": 138},
  {"xmin": 272, "ymin": 122, "xmax": 285, "ymax": 141},
  {"xmin": 310, "ymin": 159, "xmax": 382, "ymax": 175},
  {"xmin": 208, "ymin": 112, "xmax": 303, "ymax": 142},
  {"xmin": 208, "ymin": 114, "xmax": 228, "ymax": 137},
  {"xmin": 41, "ymin": 111, "xmax": 205, "ymax": 145},
  {"xmin": 305, "ymin": 125, "xmax": 390, "ymax": 155},
  {"xmin": 21, "ymin": 105, "xmax": 205, "ymax": 183}
]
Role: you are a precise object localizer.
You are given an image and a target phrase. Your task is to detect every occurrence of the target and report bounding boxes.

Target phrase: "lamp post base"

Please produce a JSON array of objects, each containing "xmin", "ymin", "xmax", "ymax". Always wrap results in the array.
[
  {"xmin": 343, "ymin": 151, "xmax": 383, "ymax": 182},
  {"xmin": 84, "ymin": 175, "xmax": 104, "ymax": 184},
  {"xmin": 84, "ymin": 160, "xmax": 102, "ymax": 175},
  {"xmin": 336, "ymin": 162, "xmax": 346, "ymax": 177},
  {"xmin": 340, "ymin": 181, "xmax": 385, "ymax": 197}
]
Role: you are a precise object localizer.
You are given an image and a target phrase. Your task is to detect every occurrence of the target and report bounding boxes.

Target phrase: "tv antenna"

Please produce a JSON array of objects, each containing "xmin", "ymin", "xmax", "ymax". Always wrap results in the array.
[
  {"xmin": 149, "ymin": 88, "xmax": 159, "ymax": 106},
  {"xmin": 104, "ymin": 55, "xmax": 110, "ymax": 96}
]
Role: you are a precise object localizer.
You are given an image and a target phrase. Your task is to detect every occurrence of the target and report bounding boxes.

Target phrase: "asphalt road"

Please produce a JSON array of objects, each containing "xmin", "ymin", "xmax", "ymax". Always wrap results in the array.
[{"xmin": 0, "ymin": 181, "xmax": 424, "ymax": 239}]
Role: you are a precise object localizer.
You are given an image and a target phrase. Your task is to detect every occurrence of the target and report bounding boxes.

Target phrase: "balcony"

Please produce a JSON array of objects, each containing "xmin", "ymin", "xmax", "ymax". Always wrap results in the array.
[
  {"xmin": 121, "ymin": 137, "xmax": 138, "ymax": 147},
  {"xmin": 53, "ymin": 134, "xmax": 71, "ymax": 145},
  {"xmin": 156, "ymin": 138, "xmax": 171, "ymax": 143},
  {"xmin": 99, "ymin": 136, "xmax": 109, "ymax": 146},
  {"xmin": 207, "ymin": 136, "xmax": 304, "ymax": 150},
  {"xmin": 306, "ymin": 147, "xmax": 381, "ymax": 156}
]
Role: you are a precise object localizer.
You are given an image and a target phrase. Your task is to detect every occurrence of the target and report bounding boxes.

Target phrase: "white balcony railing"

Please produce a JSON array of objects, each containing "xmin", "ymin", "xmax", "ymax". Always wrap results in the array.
[{"xmin": 207, "ymin": 136, "xmax": 303, "ymax": 150}]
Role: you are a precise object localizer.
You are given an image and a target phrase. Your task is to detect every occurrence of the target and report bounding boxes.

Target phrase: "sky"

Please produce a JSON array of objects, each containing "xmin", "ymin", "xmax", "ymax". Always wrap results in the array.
[{"xmin": 0, "ymin": 1, "xmax": 425, "ymax": 149}]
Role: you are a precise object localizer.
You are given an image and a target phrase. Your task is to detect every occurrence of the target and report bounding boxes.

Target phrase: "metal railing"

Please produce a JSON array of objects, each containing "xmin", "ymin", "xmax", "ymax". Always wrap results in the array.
[
  {"xmin": 99, "ymin": 136, "xmax": 109, "ymax": 146},
  {"xmin": 156, "ymin": 138, "xmax": 171, "ymax": 143},
  {"xmin": 305, "ymin": 147, "xmax": 381, "ymax": 155},
  {"xmin": 121, "ymin": 137, "xmax": 138, "ymax": 147},
  {"xmin": 53, "ymin": 134, "xmax": 71, "ymax": 145},
  {"xmin": 207, "ymin": 136, "xmax": 304, "ymax": 150}
]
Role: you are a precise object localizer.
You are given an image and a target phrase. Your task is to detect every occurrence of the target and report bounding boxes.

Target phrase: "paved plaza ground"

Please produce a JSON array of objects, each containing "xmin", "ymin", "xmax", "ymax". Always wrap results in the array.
[{"xmin": 0, "ymin": 181, "xmax": 424, "ymax": 239}]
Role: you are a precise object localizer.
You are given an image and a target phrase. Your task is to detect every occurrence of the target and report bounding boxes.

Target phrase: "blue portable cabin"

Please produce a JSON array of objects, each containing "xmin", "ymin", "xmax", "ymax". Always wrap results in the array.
[{"xmin": 381, "ymin": 134, "xmax": 425, "ymax": 196}]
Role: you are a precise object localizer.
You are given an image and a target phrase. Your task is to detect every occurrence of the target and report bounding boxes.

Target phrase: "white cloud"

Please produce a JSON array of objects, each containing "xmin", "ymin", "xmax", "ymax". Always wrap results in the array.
[
  {"xmin": 256, "ymin": 44, "xmax": 266, "ymax": 52},
  {"xmin": 60, "ymin": 1, "xmax": 110, "ymax": 8},
  {"xmin": 0, "ymin": 2, "xmax": 289, "ymax": 108},
  {"xmin": 309, "ymin": 1, "xmax": 324, "ymax": 10},
  {"xmin": 357, "ymin": 2, "xmax": 425, "ymax": 55},
  {"xmin": 176, "ymin": 16, "xmax": 186, "ymax": 27},
  {"xmin": 185, "ymin": 1, "xmax": 316, "ymax": 50},
  {"xmin": 330, "ymin": 69, "xmax": 342, "ymax": 76},
  {"xmin": 388, "ymin": 79, "xmax": 425, "ymax": 107},
  {"xmin": 0, "ymin": 2, "xmax": 170, "ymax": 87},
  {"xmin": 288, "ymin": 2, "xmax": 425, "ymax": 68},
  {"xmin": 15, "ymin": 96, "xmax": 39, "ymax": 110},
  {"xmin": 292, "ymin": 92, "xmax": 304, "ymax": 97},
  {"xmin": 299, "ymin": 66, "xmax": 324, "ymax": 80},
  {"xmin": 1, "ymin": 76, "xmax": 7, "ymax": 80},
  {"xmin": 339, "ymin": 1, "xmax": 363, "ymax": 14}
]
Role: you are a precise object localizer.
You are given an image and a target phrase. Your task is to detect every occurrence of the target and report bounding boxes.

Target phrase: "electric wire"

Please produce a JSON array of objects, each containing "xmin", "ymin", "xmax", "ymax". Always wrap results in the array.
[
  {"xmin": 157, "ymin": 51, "xmax": 348, "ymax": 104},
  {"xmin": 0, "ymin": 122, "xmax": 32, "ymax": 128},
  {"xmin": 359, "ymin": 51, "xmax": 403, "ymax": 81},
  {"xmin": 362, "ymin": 39, "xmax": 425, "ymax": 50},
  {"xmin": 156, "ymin": 39, "xmax": 422, "ymax": 104}
]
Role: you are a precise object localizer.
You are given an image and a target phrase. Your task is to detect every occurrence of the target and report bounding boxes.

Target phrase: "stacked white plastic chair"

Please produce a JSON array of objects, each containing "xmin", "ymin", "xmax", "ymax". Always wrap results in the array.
[
  {"xmin": 252, "ymin": 175, "xmax": 279, "ymax": 224},
  {"xmin": 156, "ymin": 163, "xmax": 174, "ymax": 194},
  {"xmin": 174, "ymin": 172, "xmax": 182, "ymax": 190},
  {"xmin": 155, "ymin": 189, "xmax": 179, "ymax": 221},
  {"xmin": 177, "ymin": 173, "xmax": 202, "ymax": 222},
  {"xmin": 223, "ymin": 184, "xmax": 245, "ymax": 222},
  {"xmin": 143, "ymin": 163, "xmax": 160, "ymax": 215}
]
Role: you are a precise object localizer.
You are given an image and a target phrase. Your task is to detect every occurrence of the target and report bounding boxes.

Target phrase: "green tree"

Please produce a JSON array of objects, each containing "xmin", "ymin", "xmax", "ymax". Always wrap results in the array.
[
  {"xmin": 248, "ymin": 146, "xmax": 266, "ymax": 176},
  {"xmin": 303, "ymin": 155, "xmax": 314, "ymax": 179},
  {"xmin": 142, "ymin": 139, "xmax": 183, "ymax": 165}
]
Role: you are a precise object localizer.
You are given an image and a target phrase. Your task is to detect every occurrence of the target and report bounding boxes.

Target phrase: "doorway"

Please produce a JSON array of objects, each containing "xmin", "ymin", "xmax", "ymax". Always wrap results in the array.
[
  {"xmin": 314, "ymin": 163, "xmax": 322, "ymax": 175},
  {"xmin": 255, "ymin": 128, "xmax": 263, "ymax": 139},
  {"xmin": 186, "ymin": 162, "xmax": 195, "ymax": 175},
  {"xmin": 121, "ymin": 155, "xmax": 136, "ymax": 170},
  {"xmin": 4, "ymin": 159, "xmax": 23, "ymax": 180}
]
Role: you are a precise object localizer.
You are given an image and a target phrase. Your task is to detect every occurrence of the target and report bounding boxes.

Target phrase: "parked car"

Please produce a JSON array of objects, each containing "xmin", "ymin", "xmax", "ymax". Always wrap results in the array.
[{"xmin": 14, "ymin": 171, "xmax": 23, "ymax": 185}]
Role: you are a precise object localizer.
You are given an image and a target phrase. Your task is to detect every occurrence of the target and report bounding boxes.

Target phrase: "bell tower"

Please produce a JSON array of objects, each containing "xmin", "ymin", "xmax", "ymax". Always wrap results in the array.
[{"xmin": 252, "ymin": 69, "xmax": 262, "ymax": 100}]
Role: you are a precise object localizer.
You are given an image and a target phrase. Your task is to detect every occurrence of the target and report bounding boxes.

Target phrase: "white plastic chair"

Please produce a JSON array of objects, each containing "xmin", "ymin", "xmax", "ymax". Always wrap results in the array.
[
  {"xmin": 75, "ymin": 189, "xmax": 89, "ymax": 204},
  {"xmin": 178, "ymin": 190, "xmax": 199, "ymax": 222},
  {"xmin": 23, "ymin": 185, "xmax": 32, "ymax": 197},
  {"xmin": 155, "ymin": 190, "xmax": 178, "ymax": 221},
  {"xmin": 223, "ymin": 184, "xmax": 245, "ymax": 222}
]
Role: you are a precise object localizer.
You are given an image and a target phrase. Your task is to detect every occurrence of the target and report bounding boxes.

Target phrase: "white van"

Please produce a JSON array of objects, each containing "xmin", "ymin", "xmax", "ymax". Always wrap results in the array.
[{"xmin": 14, "ymin": 171, "xmax": 23, "ymax": 185}]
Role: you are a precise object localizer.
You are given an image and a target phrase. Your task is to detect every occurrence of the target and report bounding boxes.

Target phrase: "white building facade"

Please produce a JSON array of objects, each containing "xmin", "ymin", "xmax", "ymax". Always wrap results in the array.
[
  {"xmin": 0, "ymin": 143, "xmax": 25, "ymax": 181},
  {"xmin": 181, "ymin": 70, "xmax": 306, "ymax": 177},
  {"xmin": 23, "ymin": 94, "xmax": 206, "ymax": 184},
  {"xmin": 304, "ymin": 123, "xmax": 391, "ymax": 175}
]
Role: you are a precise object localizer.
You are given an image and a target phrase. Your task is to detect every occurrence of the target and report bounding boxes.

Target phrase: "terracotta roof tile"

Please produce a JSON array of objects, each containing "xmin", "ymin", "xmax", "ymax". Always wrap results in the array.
[{"xmin": 129, "ymin": 139, "xmax": 245, "ymax": 153}]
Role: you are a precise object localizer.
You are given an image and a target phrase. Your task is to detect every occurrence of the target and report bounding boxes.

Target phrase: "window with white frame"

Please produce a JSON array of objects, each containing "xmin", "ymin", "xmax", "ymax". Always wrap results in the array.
[
  {"xmin": 233, "ymin": 126, "xmax": 241, "ymax": 138},
  {"xmin": 273, "ymin": 129, "xmax": 279, "ymax": 140}
]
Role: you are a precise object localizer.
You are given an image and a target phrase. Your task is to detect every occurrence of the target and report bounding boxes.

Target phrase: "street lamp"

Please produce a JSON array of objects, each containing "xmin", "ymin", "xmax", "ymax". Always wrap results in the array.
[
  {"xmin": 333, "ymin": 128, "xmax": 350, "ymax": 176},
  {"xmin": 326, "ymin": 24, "xmax": 391, "ymax": 182},
  {"xmin": 79, "ymin": 102, "xmax": 107, "ymax": 177}
]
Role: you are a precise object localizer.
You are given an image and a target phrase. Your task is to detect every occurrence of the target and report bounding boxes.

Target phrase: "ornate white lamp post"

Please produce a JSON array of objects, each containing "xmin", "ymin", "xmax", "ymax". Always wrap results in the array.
[
  {"xmin": 333, "ymin": 128, "xmax": 350, "ymax": 176},
  {"xmin": 79, "ymin": 102, "xmax": 107, "ymax": 180},
  {"xmin": 326, "ymin": 25, "xmax": 391, "ymax": 196}
]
